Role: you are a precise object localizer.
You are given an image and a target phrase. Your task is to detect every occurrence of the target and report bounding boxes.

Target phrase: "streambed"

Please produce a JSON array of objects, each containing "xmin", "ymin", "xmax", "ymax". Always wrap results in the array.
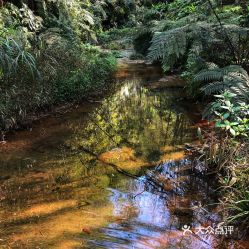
[{"xmin": 0, "ymin": 59, "xmax": 242, "ymax": 248}]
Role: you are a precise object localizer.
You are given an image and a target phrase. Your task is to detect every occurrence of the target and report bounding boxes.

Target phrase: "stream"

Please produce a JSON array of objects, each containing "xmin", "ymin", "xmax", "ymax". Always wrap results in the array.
[{"xmin": 0, "ymin": 58, "xmax": 244, "ymax": 249}]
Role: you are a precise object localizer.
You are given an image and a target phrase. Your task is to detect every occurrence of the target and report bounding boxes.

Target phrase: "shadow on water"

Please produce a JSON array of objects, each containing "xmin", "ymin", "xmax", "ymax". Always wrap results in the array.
[{"xmin": 0, "ymin": 61, "xmax": 246, "ymax": 248}]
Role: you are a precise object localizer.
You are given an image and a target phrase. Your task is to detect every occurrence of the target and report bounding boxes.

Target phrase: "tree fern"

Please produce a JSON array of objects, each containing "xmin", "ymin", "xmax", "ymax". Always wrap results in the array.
[
  {"xmin": 201, "ymin": 81, "xmax": 227, "ymax": 95},
  {"xmin": 229, "ymin": 73, "xmax": 249, "ymax": 102},
  {"xmin": 146, "ymin": 13, "xmax": 249, "ymax": 72},
  {"xmin": 146, "ymin": 21, "xmax": 217, "ymax": 71},
  {"xmin": 196, "ymin": 65, "xmax": 249, "ymax": 103},
  {"xmin": 194, "ymin": 69, "xmax": 224, "ymax": 82},
  {"xmin": 147, "ymin": 25, "xmax": 189, "ymax": 71}
]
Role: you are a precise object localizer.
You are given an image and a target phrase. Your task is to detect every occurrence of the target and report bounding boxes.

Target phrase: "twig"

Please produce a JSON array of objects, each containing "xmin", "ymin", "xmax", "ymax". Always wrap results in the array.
[{"xmin": 79, "ymin": 146, "xmax": 175, "ymax": 198}]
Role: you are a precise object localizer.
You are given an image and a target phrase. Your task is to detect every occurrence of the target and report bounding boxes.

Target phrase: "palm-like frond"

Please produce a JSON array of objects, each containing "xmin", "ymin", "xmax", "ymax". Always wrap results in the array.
[
  {"xmin": 196, "ymin": 65, "xmax": 249, "ymax": 103},
  {"xmin": 201, "ymin": 81, "xmax": 227, "ymax": 95},
  {"xmin": 146, "ymin": 21, "xmax": 217, "ymax": 71},
  {"xmin": 147, "ymin": 25, "xmax": 189, "ymax": 70},
  {"xmin": 194, "ymin": 69, "xmax": 224, "ymax": 82},
  {"xmin": 146, "ymin": 15, "xmax": 249, "ymax": 72},
  {"xmin": 194, "ymin": 65, "xmax": 246, "ymax": 82},
  {"xmin": 229, "ymin": 73, "xmax": 249, "ymax": 102}
]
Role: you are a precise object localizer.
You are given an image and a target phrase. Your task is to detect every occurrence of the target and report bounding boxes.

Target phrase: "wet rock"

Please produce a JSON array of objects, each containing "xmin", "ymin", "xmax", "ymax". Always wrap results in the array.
[{"xmin": 99, "ymin": 146, "xmax": 149, "ymax": 170}]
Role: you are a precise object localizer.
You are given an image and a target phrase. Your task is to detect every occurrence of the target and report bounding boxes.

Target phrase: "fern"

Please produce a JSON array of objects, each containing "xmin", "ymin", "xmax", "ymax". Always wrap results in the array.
[
  {"xmin": 201, "ymin": 81, "xmax": 227, "ymax": 95},
  {"xmin": 147, "ymin": 13, "xmax": 249, "ymax": 72},
  {"xmin": 196, "ymin": 65, "xmax": 249, "ymax": 103},
  {"xmin": 194, "ymin": 69, "xmax": 224, "ymax": 82},
  {"xmin": 146, "ymin": 21, "xmax": 217, "ymax": 71},
  {"xmin": 147, "ymin": 25, "xmax": 189, "ymax": 71}
]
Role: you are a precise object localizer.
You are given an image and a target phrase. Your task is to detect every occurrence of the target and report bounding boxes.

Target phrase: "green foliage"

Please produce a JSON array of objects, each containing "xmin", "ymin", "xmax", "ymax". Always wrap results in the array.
[
  {"xmin": 98, "ymin": 27, "xmax": 135, "ymax": 43},
  {"xmin": 0, "ymin": 36, "xmax": 37, "ymax": 78},
  {"xmin": 133, "ymin": 29, "xmax": 153, "ymax": 56},
  {"xmin": 136, "ymin": 0, "xmax": 249, "ymax": 99},
  {"xmin": 0, "ymin": 34, "xmax": 116, "ymax": 130},
  {"xmin": 0, "ymin": 2, "xmax": 117, "ymax": 131},
  {"xmin": 227, "ymin": 191, "xmax": 249, "ymax": 223},
  {"xmin": 194, "ymin": 65, "xmax": 249, "ymax": 103},
  {"xmin": 53, "ymin": 47, "xmax": 116, "ymax": 102},
  {"xmin": 147, "ymin": 20, "xmax": 249, "ymax": 72},
  {"xmin": 90, "ymin": 0, "xmax": 138, "ymax": 29},
  {"xmin": 147, "ymin": 25, "xmax": 189, "ymax": 71},
  {"xmin": 166, "ymin": 0, "xmax": 201, "ymax": 19},
  {"xmin": 204, "ymin": 91, "xmax": 249, "ymax": 137},
  {"xmin": 137, "ymin": 2, "xmax": 168, "ymax": 23},
  {"xmin": 131, "ymin": 0, "xmax": 249, "ymax": 229}
]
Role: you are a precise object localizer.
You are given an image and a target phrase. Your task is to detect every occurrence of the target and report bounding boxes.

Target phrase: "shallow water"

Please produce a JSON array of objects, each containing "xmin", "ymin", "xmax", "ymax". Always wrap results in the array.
[{"xmin": 0, "ymin": 61, "xmax": 244, "ymax": 248}]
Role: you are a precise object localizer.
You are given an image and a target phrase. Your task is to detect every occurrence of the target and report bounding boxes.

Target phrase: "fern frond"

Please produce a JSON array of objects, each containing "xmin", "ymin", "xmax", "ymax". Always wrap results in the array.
[
  {"xmin": 147, "ymin": 25, "xmax": 189, "ymax": 69},
  {"xmin": 197, "ymin": 65, "xmax": 249, "ymax": 103},
  {"xmin": 222, "ymin": 65, "xmax": 248, "ymax": 76},
  {"xmin": 194, "ymin": 69, "xmax": 223, "ymax": 82},
  {"xmin": 201, "ymin": 81, "xmax": 227, "ymax": 95}
]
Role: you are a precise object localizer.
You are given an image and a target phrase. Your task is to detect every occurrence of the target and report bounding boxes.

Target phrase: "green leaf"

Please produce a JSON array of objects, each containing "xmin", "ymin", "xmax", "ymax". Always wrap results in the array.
[
  {"xmin": 230, "ymin": 128, "xmax": 236, "ymax": 136},
  {"xmin": 221, "ymin": 106, "xmax": 230, "ymax": 110},
  {"xmin": 223, "ymin": 113, "xmax": 230, "ymax": 119},
  {"xmin": 229, "ymin": 122, "xmax": 239, "ymax": 126},
  {"xmin": 224, "ymin": 120, "xmax": 230, "ymax": 125},
  {"xmin": 225, "ymin": 101, "xmax": 231, "ymax": 107}
]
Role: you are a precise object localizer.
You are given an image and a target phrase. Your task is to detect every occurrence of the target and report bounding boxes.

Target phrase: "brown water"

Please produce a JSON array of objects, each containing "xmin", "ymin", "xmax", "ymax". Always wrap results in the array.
[{"xmin": 0, "ymin": 61, "xmax": 244, "ymax": 248}]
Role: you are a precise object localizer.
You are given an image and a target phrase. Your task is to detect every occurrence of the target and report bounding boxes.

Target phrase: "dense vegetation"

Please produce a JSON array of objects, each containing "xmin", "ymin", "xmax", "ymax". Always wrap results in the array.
[
  {"xmin": 0, "ymin": 0, "xmax": 121, "ymax": 130},
  {"xmin": 0, "ymin": 0, "xmax": 248, "ymax": 238}
]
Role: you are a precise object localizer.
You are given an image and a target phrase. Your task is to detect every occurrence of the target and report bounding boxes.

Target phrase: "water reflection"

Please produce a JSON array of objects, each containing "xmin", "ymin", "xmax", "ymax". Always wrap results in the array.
[
  {"xmin": 0, "ymin": 62, "xmax": 225, "ymax": 249},
  {"xmin": 86, "ymin": 159, "xmax": 217, "ymax": 249},
  {"xmin": 74, "ymin": 79, "xmax": 195, "ymax": 164}
]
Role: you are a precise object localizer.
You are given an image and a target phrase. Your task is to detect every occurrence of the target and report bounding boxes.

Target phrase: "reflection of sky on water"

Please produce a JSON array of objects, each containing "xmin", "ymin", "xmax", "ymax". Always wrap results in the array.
[
  {"xmin": 105, "ymin": 182, "xmax": 170, "ymax": 248},
  {"xmin": 87, "ymin": 159, "xmax": 216, "ymax": 249},
  {"xmin": 109, "ymin": 183, "xmax": 170, "ymax": 228}
]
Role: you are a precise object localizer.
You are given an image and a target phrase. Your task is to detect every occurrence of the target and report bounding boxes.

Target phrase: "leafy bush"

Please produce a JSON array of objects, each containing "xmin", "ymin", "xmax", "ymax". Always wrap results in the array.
[
  {"xmin": 0, "ymin": 3, "xmax": 117, "ymax": 131},
  {"xmin": 227, "ymin": 190, "xmax": 249, "ymax": 224},
  {"xmin": 97, "ymin": 27, "xmax": 135, "ymax": 44},
  {"xmin": 52, "ymin": 47, "xmax": 116, "ymax": 102},
  {"xmin": 204, "ymin": 91, "xmax": 249, "ymax": 137}
]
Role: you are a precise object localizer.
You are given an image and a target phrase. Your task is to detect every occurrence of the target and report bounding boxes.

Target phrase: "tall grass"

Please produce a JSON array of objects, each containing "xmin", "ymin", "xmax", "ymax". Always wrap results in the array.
[
  {"xmin": 0, "ymin": 37, "xmax": 116, "ymax": 130},
  {"xmin": 191, "ymin": 132, "xmax": 249, "ymax": 234}
]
